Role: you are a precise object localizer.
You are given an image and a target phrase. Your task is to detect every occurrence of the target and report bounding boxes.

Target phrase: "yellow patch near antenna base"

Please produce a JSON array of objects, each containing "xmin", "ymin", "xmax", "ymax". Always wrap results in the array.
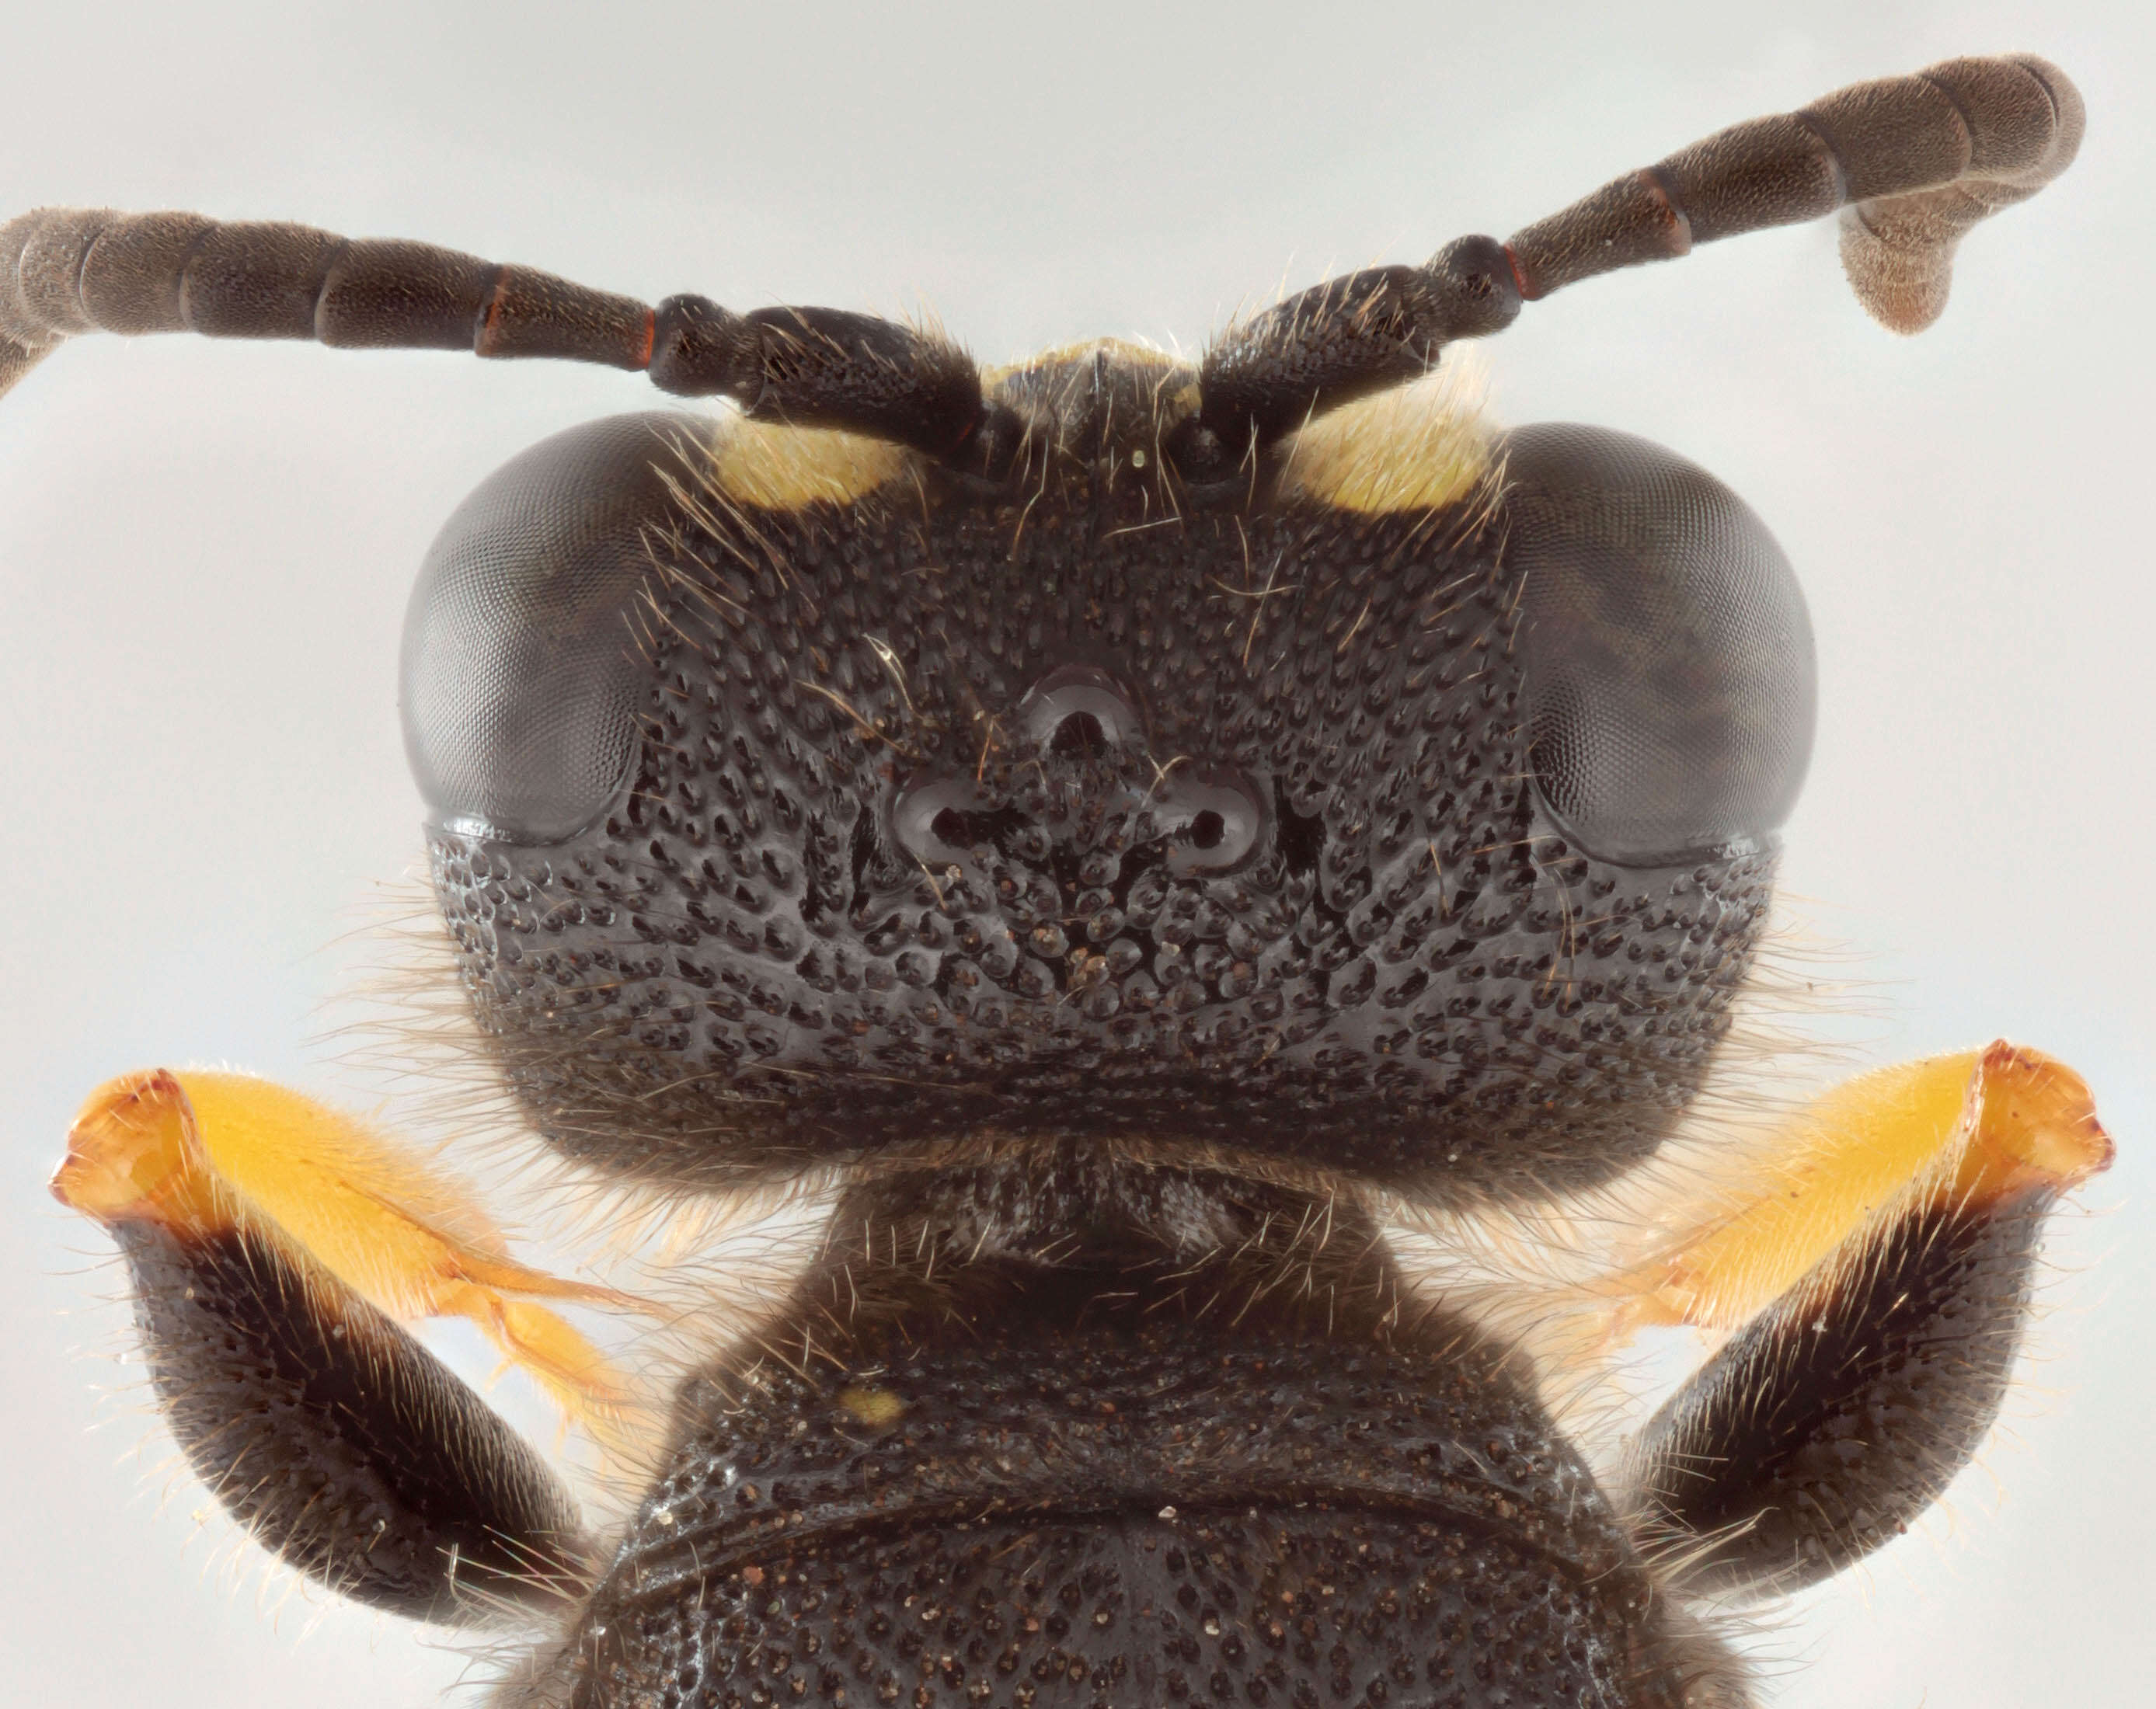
[
  {"xmin": 705, "ymin": 415, "xmax": 907, "ymax": 511},
  {"xmin": 1275, "ymin": 357, "xmax": 1496, "ymax": 516}
]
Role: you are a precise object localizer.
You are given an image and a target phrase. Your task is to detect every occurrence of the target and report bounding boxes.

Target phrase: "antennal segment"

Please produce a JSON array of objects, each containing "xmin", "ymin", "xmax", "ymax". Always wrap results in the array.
[
  {"xmin": 0, "ymin": 210, "xmax": 1003, "ymax": 466},
  {"xmin": 1175, "ymin": 54, "xmax": 2081, "ymax": 482},
  {"xmin": 1504, "ymin": 54, "xmax": 2083, "ymax": 332},
  {"xmin": 1174, "ymin": 235, "xmax": 1522, "ymax": 482}
]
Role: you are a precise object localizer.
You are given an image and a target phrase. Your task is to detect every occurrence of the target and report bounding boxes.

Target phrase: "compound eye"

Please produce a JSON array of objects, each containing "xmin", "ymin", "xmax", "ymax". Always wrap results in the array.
[
  {"xmin": 1506, "ymin": 423, "xmax": 1816, "ymax": 867},
  {"xmin": 399, "ymin": 414, "xmax": 699, "ymax": 844}
]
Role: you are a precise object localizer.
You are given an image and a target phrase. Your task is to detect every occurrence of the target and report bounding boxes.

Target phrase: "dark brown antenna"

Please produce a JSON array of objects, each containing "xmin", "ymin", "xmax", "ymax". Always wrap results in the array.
[
  {"xmin": 1504, "ymin": 52, "xmax": 2084, "ymax": 332},
  {"xmin": 1176, "ymin": 54, "xmax": 2083, "ymax": 476},
  {"xmin": 0, "ymin": 54, "xmax": 2083, "ymax": 483},
  {"xmin": 0, "ymin": 209, "xmax": 1005, "ymax": 467}
]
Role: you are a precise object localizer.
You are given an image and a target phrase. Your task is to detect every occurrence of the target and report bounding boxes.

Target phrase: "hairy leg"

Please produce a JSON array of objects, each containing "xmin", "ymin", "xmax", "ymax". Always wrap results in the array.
[
  {"xmin": 52, "ymin": 1068, "xmax": 630, "ymax": 1620},
  {"xmin": 1611, "ymin": 1043, "xmax": 2112, "ymax": 1595}
]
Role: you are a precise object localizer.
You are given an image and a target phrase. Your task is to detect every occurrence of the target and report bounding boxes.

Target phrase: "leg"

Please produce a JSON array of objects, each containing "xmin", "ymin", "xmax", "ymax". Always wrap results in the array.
[
  {"xmin": 1611, "ymin": 1042, "xmax": 2112, "ymax": 1595},
  {"xmin": 112, "ymin": 1216, "xmax": 588, "ymax": 1621},
  {"xmin": 51, "ymin": 1068, "xmax": 636, "ymax": 1621}
]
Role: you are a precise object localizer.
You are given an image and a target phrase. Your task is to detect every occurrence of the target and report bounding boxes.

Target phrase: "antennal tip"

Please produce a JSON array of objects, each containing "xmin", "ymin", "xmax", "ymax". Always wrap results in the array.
[
  {"xmin": 1839, "ymin": 210, "xmax": 1956, "ymax": 334},
  {"xmin": 0, "ymin": 335, "xmax": 54, "ymax": 403}
]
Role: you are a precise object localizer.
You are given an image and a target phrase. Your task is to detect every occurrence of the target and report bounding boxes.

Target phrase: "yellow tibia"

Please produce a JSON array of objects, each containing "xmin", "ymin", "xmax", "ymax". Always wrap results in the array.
[
  {"xmin": 53, "ymin": 1067, "xmax": 649, "ymax": 1443},
  {"xmin": 1611, "ymin": 1042, "xmax": 2112, "ymax": 1335},
  {"xmin": 49, "ymin": 1069, "xmax": 225, "ymax": 1232},
  {"xmin": 1952, "ymin": 1041, "xmax": 2115, "ymax": 1205},
  {"xmin": 472, "ymin": 1297, "xmax": 645, "ymax": 1444}
]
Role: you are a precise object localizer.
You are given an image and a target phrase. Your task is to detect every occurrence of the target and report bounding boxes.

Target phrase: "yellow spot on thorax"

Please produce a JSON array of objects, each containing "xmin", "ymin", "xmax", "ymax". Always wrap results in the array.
[{"xmin": 838, "ymin": 1386, "xmax": 907, "ymax": 1425}]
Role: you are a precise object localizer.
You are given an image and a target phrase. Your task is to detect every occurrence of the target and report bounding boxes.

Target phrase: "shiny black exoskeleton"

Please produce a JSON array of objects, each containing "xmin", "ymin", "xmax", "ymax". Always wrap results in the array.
[
  {"xmin": 408, "ymin": 381, "xmax": 1803, "ymax": 1203},
  {"xmin": 572, "ymin": 1152, "xmax": 1713, "ymax": 1708},
  {"xmin": 392, "ymin": 338, "xmax": 1813, "ymax": 1700},
  {"xmin": 4, "ymin": 49, "xmax": 2088, "ymax": 1709}
]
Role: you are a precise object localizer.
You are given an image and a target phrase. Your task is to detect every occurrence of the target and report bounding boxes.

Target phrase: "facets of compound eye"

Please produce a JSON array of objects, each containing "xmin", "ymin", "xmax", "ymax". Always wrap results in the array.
[
  {"xmin": 399, "ymin": 413, "xmax": 706, "ymax": 844},
  {"xmin": 1504, "ymin": 423, "xmax": 1816, "ymax": 868},
  {"xmin": 1018, "ymin": 664, "xmax": 1144, "ymax": 755},
  {"xmin": 1157, "ymin": 770, "xmax": 1267, "ymax": 877}
]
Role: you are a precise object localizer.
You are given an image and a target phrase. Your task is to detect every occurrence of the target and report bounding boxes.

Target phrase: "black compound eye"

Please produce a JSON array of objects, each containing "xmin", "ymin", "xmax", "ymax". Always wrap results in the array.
[
  {"xmin": 399, "ymin": 413, "xmax": 699, "ymax": 844},
  {"xmin": 1506, "ymin": 423, "xmax": 1816, "ymax": 867}
]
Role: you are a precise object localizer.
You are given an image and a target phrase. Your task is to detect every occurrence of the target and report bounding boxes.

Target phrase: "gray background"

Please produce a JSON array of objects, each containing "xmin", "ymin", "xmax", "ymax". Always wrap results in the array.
[{"xmin": 1, "ymin": 2, "xmax": 2148, "ymax": 1703}]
